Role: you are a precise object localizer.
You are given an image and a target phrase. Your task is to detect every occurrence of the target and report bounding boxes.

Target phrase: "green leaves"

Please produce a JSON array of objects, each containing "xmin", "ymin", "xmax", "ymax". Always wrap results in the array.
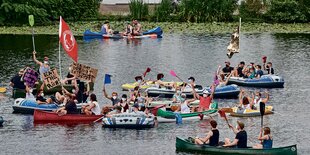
[{"xmin": 129, "ymin": 0, "xmax": 149, "ymax": 20}]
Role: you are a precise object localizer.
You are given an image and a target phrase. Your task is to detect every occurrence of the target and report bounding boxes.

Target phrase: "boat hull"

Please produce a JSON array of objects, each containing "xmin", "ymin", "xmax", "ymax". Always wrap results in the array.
[
  {"xmin": 227, "ymin": 75, "xmax": 284, "ymax": 88},
  {"xmin": 102, "ymin": 113, "xmax": 155, "ymax": 129},
  {"xmin": 176, "ymin": 137, "xmax": 297, "ymax": 155},
  {"xmin": 230, "ymin": 106, "xmax": 274, "ymax": 117}
]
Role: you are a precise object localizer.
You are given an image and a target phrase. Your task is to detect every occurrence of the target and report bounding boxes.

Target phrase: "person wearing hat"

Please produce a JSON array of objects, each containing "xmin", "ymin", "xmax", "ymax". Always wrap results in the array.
[
  {"xmin": 10, "ymin": 68, "xmax": 26, "ymax": 89},
  {"xmin": 194, "ymin": 120, "xmax": 220, "ymax": 146},
  {"xmin": 223, "ymin": 120, "xmax": 248, "ymax": 148},
  {"xmin": 222, "ymin": 61, "xmax": 234, "ymax": 76},
  {"xmin": 192, "ymin": 83, "xmax": 215, "ymax": 112},
  {"xmin": 33, "ymin": 51, "xmax": 50, "ymax": 81},
  {"xmin": 101, "ymin": 21, "xmax": 113, "ymax": 35}
]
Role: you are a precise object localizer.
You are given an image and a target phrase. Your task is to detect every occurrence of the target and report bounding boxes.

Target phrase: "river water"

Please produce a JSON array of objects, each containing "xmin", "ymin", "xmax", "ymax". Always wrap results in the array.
[{"xmin": 0, "ymin": 33, "xmax": 309, "ymax": 154}]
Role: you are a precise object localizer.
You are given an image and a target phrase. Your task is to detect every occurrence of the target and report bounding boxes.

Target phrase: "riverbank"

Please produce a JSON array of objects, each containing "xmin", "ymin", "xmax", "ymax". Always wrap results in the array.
[{"xmin": 0, "ymin": 21, "xmax": 309, "ymax": 36}]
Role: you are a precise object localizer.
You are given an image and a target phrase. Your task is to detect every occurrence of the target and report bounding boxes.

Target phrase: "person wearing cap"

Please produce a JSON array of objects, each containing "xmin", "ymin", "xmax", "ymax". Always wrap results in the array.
[
  {"xmin": 192, "ymin": 83, "xmax": 215, "ymax": 112},
  {"xmin": 263, "ymin": 62, "xmax": 274, "ymax": 75},
  {"xmin": 222, "ymin": 61, "xmax": 234, "ymax": 76},
  {"xmin": 194, "ymin": 120, "xmax": 220, "ymax": 146},
  {"xmin": 132, "ymin": 19, "xmax": 142, "ymax": 36},
  {"xmin": 223, "ymin": 121, "xmax": 248, "ymax": 148},
  {"xmin": 101, "ymin": 21, "xmax": 113, "ymax": 35},
  {"xmin": 123, "ymin": 21, "xmax": 133, "ymax": 36},
  {"xmin": 10, "ymin": 68, "xmax": 26, "ymax": 89},
  {"xmin": 103, "ymin": 85, "xmax": 120, "ymax": 107},
  {"xmin": 33, "ymin": 51, "xmax": 50, "ymax": 81},
  {"xmin": 253, "ymin": 127, "xmax": 273, "ymax": 149}
]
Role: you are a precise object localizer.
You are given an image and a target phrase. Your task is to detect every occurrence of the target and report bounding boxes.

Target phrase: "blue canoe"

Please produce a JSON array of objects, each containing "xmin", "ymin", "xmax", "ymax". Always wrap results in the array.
[
  {"xmin": 227, "ymin": 75, "xmax": 284, "ymax": 88},
  {"xmin": 83, "ymin": 26, "xmax": 163, "ymax": 39},
  {"xmin": 146, "ymin": 84, "xmax": 240, "ymax": 99}
]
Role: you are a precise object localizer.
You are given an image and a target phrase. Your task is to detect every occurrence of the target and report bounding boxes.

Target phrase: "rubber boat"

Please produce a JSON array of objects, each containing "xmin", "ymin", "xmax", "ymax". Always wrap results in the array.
[
  {"xmin": 227, "ymin": 75, "xmax": 284, "ymax": 88},
  {"xmin": 0, "ymin": 116, "xmax": 4, "ymax": 126},
  {"xmin": 83, "ymin": 27, "xmax": 163, "ymax": 39},
  {"xmin": 229, "ymin": 106, "xmax": 274, "ymax": 117},
  {"xmin": 121, "ymin": 81, "xmax": 183, "ymax": 91},
  {"xmin": 176, "ymin": 137, "xmax": 297, "ymax": 155},
  {"xmin": 13, "ymin": 98, "xmax": 83, "ymax": 114},
  {"xmin": 156, "ymin": 102, "xmax": 218, "ymax": 123},
  {"xmin": 102, "ymin": 113, "xmax": 155, "ymax": 129},
  {"xmin": 146, "ymin": 100, "xmax": 200, "ymax": 108},
  {"xmin": 146, "ymin": 84, "xmax": 240, "ymax": 99},
  {"xmin": 33, "ymin": 110, "xmax": 103, "ymax": 124}
]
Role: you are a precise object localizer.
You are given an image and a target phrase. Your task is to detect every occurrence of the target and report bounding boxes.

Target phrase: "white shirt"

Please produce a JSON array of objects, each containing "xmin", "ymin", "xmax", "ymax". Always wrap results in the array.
[
  {"xmin": 180, "ymin": 102, "xmax": 190, "ymax": 113},
  {"xmin": 26, "ymin": 92, "xmax": 35, "ymax": 101},
  {"xmin": 89, "ymin": 101, "xmax": 101, "ymax": 115}
]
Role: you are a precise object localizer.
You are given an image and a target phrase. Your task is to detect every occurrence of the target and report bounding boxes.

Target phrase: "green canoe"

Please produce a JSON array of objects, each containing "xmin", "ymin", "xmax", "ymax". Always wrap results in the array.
[{"xmin": 176, "ymin": 137, "xmax": 297, "ymax": 155}]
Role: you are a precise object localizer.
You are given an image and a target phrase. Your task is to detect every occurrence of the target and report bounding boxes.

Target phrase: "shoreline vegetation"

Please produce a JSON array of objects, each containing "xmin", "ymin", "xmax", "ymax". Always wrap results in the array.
[{"xmin": 0, "ymin": 21, "xmax": 309, "ymax": 36}]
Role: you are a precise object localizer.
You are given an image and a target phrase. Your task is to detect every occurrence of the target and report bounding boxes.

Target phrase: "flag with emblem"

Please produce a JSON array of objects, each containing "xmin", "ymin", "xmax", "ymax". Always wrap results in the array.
[{"xmin": 59, "ymin": 16, "xmax": 78, "ymax": 62}]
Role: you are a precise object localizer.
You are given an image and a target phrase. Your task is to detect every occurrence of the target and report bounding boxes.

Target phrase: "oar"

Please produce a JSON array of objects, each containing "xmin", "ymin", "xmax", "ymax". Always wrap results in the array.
[
  {"xmin": 218, "ymin": 109, "xmax": 230, "ymax": 128},
  {"xmin": 28, "ymin": 15, "xmax": 36, "ymax": 51},
  {"xmin": 259, "ymin": 101, "xmax": 265, "ymax": 128},
  {"xmin": 92, "ymin": 116, "xmax": 105, "ymax": 124},
  {"xmin": 169, "ymin": 70, "xmax": 184, "ymax": 82},
  {"xmin": 143, "ymin": 67, "xmax": 151, "ymax": 77}
]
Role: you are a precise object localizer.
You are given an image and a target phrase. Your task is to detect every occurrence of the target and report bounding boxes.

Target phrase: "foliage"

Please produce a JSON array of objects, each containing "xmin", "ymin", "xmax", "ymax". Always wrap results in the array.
[
  {"xmin": 177, "ymin": 0, "xmax": 238, "ymax": 22},
  {"xmin": 154, "ymin": 0, "xmax": 172, "ymax": 22},
  {"xmin": 239, "ymin": 0, "xmax": 264, "ymax": 19},
  {"xmin": 0, "ymin": 0, "xmax": 100, "ymax": 25},
  {"xmin": 129, "ymin": 0, "xmax": 149, "ymax": 20}
]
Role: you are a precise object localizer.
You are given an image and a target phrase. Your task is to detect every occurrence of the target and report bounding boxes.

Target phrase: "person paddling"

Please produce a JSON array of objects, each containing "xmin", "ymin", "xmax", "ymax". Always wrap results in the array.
[
  {"xmin": 253, "ymin": 127, "xmax": 273, "ymax": 149},
  {"xmin": 33, "ymin": 51, "xmax": 50, "ymax": 81},
  {"xmin": 194, "ymin": 120, "xmax": 220, "ymax": 146},
  {"xmin": 223, "ymin": 121, "xmax": 247, "ymax": 148}
]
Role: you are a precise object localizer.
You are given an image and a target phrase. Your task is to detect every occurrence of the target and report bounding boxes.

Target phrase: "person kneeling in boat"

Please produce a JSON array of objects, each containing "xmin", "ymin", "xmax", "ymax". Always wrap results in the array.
[
  {"xmin": 55, "ymin": 92, "xmax": 78, "ymax": 115},
  {"xmin": 253, "ymin": 127, "xmax": 273, "ymax": 149},
  {"xmin": 223, "ymin": 121, "xmax": 247, "ymax": 148},
  {"xmin": 81, "ymin": 94, "xmax": 101, "ymax": 115},
  {"xmin": 194, "ymin": 120, "xmax": 219, "ymax": 146}
]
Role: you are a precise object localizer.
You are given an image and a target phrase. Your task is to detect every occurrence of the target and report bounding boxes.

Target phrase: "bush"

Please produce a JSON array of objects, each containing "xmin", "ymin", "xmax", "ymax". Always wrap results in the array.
[
  {"xmin": 239, "ymin": 0, "xmax": 264, "ymax": 19},
  {"xmin": 154, "ymin": 0, "xmax": 172, "ymax": 22},
  {"xmin": 129, "ymin": 0, "xmax": 149, "ymax": 20}
]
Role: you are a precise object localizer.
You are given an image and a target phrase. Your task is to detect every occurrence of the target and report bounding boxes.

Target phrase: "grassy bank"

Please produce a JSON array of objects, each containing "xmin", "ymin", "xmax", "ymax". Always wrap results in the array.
[{"xmin": 0, "ymin": 21, "xmax": 309, "ymax": 36}]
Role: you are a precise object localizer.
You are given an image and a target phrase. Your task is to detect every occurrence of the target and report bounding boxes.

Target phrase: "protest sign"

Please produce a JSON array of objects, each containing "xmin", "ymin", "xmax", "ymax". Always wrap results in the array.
[
  {"xmin": 70, "ymin": 63, "xmax": 98, "ymax": 82},
  {"xmin": 43, "ymin": 68, "xmax": 61, "ymax": 90},
  {"xmin": 23, "ymin": 67, "xmax": 39, "ymax": 88}
]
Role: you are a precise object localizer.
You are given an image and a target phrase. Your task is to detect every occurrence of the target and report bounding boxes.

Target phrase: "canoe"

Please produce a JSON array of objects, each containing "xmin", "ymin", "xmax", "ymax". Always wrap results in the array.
[
  {"xmin": 146, "ymin": 100, "xmax": 200, "ymax": 108},
  {"xmin": 0, "ymin": 116, "xmax": 4, "ymax": 126},
  {"xmin": 33, "ymin": 110, "xmax": 103, "ymax": 124},
  {"xmin": 146, "ymin": 84, "xmax": 240, "ymax": 99},
  {"xmin": 121, "ymin": 81, "xmax": 183, "ymax": 91},
  {"xmin": 13, "ymin": 98, "xmax": 83, "ymax": 114},
  {"xmin": 102, "ymin": 113, "xmax": 155, "ymax": 129},
  {"xmin": 229, "ymin": 106, "xmax": 274, "ymax": 117},
  {"xmin": 176, "ymin": 137, "xmax": 297, "ymax": 155},
  {"xmin": 83, "ymin": 26, "xmax": 163, "ymax": 39},
  {"xmin": 156, "ymin": 102, "xmax": 218, "ymax": 123},
  {"xmin": 227, "ymin": 75, "xmax": 284, "ymax": 88}
]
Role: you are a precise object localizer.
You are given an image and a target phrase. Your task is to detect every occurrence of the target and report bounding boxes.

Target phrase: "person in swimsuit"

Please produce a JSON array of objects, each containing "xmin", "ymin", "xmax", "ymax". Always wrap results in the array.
[
  {"xmin": 194, "ymin": 120, "xmax": 220, "ymax": 146},
  {"xmin": 253, "ymin": 127, "xmax": 273, "ymax": 149}
]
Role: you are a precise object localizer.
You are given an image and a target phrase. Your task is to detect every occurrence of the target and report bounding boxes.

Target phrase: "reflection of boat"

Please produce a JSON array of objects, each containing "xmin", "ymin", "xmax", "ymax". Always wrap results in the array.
[
  {"xmin": 156, "ymin": 102, "xmax": 218, "ymax": 123},
  {"xmin": 146, "ymin": 84, "xmax": 240, "ymax": 99},
  {"xmin": 102, "ymin": 113, "xmax": 155, "ymax": 129},
  {"xmin": 33, "ymin": 110, "xmax": 103, "ymax": 124},
  {"xmin": 121, "ymin": 81, "xmax": 183, "ymax": 91},
  {"xmin": 83, "ymin": 27, "xmax": 163, "ymax": 39},
  {"xmin": 229, "ymin": 106, "xmax": 274, "ymax": 117},
  {"xmin": 13, "ymin": 98, "xmax": 83, "ymax": 114},
  {"xmin": 227, "ymin": 75, "xmax": 284, "ymax": 88},
  {"xmin": 176, "ymin": 137, "xmax": 297, "ymax": 155}
]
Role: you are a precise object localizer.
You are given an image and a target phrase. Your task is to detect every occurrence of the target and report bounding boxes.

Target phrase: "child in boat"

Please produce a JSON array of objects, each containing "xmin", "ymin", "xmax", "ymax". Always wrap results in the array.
[
  {"xmin": 194, "ymin": 120, "xmax": 220, "ymax": 146},
  {"xmin": 253, "ymin": 127, "xmax": 273, "ymax": 149}
]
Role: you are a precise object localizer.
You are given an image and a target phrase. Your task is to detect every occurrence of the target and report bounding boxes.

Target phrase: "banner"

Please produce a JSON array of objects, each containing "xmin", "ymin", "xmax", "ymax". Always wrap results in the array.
[
  {"xmin": 43, "ymin": 68, "xmax": 61, "ymax": 90},
  {"xmin": 70, "ymin": 63, "xmax": 98, "ymax": 82},
  {"xmin": 59, "ymin": 16, "xmax": 78, "ymax": 62},
  {"xmin": 227, "ymin": 26, "xmax": 240, "ymax": 59},
  {"xmin": 23, "ymin": 67, "xmax": 39, "ymax": 88}
]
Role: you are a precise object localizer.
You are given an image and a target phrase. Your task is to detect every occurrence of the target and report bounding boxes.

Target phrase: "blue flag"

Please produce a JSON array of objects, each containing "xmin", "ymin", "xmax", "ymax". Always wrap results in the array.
[{"xmin": 104, "ymin": 74, "xmax": 112, "ymax": 84}]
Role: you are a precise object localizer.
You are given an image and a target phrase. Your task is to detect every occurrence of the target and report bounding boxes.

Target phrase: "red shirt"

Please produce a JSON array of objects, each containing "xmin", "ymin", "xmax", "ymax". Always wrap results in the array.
[{"xmin": 199, "ymin": 96, "xmax": 212, "ymax": 109}]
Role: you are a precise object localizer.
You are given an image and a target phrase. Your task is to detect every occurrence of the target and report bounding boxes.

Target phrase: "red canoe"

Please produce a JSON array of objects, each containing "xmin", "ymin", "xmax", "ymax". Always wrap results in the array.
[{"xmin": 33, "ymin": 110, "xmax": 103, "ymax": 124}]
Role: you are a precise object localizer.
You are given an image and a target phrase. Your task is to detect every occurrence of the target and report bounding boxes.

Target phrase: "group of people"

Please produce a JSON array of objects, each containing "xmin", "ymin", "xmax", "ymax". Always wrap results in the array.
[
  {"xmin": 194, "ymin": 120, "xmax": 273, "ymax": 149},
  {"xmin": 101, "ymin": 19, "xmax": 142, "ymax": 36}
]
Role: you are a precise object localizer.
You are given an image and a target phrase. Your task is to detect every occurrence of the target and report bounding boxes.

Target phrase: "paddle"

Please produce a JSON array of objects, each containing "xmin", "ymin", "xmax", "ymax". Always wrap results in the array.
[
  {"xmin": 218, "ymin": 109, "xmax": 230, "ymax": 128},
  {"xmin": 260, "ymin": 101, "xmax": 265, "ymax": 128},
  {"xmin": 169, "ymin": 70, "xmax": 184, "ymax": 82},
  {"xmin": 92, "ymin": 116, "xmax": 104, "ymax": 124},
  {"xmin": 143, "ymin": 67, "xmax": 151, "ymax": 77},
  {"xmin": 28, "ymin": 15, "xmax": 36, "ymax": 51}
]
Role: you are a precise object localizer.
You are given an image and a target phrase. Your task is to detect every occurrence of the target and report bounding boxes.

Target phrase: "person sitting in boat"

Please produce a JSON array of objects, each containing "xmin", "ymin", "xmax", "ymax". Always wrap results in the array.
[
  {"xmin": 10, "ymin": 68, "xmax": 26, "ymax": 90},
  {"xmin": 25, "ymin": 85, "xmax": 35, "ymax": 101},
  {"xmin": 217, "ymin": 73, "xmax": 232, "ymax": 88},
  {"xmin": 174, "ymin": 93, "xmax": 196, "ymax": 114},
  {"xmin": 155, "ymin": 73, "xmax": 172, "ymax": 88},
  {"xmin": 105, "ymin": 106, "xmax": 122, "ymax": 117},
  {"xmin": 132, "ymin": 20, "xmax": 142, "ymax": 36},
  {"xmin": 253, "ymin": 127, "xmax": 273, "ymax": 149},
  {"xmin": 193, "ymin": 84, "xmax": 215, "ymax": 112},
  {"xmin": 263, "ymin": 62, "xmax": 274, "ymax": 75},
  {"xmin": 222, "ymin": 61, "xmax": 234, "ymax": 77},
  {"xmin": 103, "ymin": 85, "xmax": 120, "ymax": 107},
  {"xmin": 55, "ymin": 92, "xmax": 78, "ymax": 115},
  {"xmin": 250, "ymin": 91, "xmax": 269, "ymax": 110},
  {"xmin": 123, "ymin": 21, "xmax": 133, "ymax": 36},
  {"xmin": 187, "ymin": 77, "xmax": 202, "ymax": 89},
  {"xmin": 247, "ymin": 67, "xmax": 256, "ymax": 79},
  {"xmin": 194, "ymin": 120, "xmax": 219, "ymax": 146},
  {"xmin": 132, "ymin": 103, "xmax": 147, "ymax": 115},
  {"xmin": 130, "ymin": 86, "xmax": 140, "ymax": 102},
  {"xmin": 117, "ymin": 94, "xmax": 129, "ymax": 113},
  {"xmin": 36, "ymin": 89, "xmax": 53, "ymax": 104},
  {"xmin": 238, "ymin": 89, "xmax": 252, "ymax": 110},
  {"xmin": 255, "ymin": 65, "xmax": 264, "ymax": 78},
  {"xmin": 172, "ymin": 87, "xmax": 183, "ymax": 103},
  {"xmin": 101, "ymin": 21, "xmax": 113, "ymax": 35},
  {"xmin": 81, "ymin": 94, "xmax": 101, "ymax": 115},
  {"xmin": 223, "ymin": 121, "xmax": 247, "ymax": 148},
  {"xmin": 232, "ymin": 61, "xmax": 245, "ymax": 77},
  {"xmin": 33, "ymin": 51, "xmax": 50, "ymax": 81}
]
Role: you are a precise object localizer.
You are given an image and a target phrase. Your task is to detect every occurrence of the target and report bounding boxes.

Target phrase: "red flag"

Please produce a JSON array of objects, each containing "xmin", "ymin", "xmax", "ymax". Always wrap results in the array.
[{"xmin": 59, "ymin": 16, "xmax": 78, "ymax": 62}]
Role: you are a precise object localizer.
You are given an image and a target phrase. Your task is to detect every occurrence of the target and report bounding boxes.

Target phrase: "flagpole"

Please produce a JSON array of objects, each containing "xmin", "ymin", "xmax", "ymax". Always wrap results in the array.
[
  {"xmin": 59, "ymin": 16, "xmax": 62, "ymax": 79},
  {"xmin": 239, "ymin": 17, "xmax": 241, "ymax": 53}
]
